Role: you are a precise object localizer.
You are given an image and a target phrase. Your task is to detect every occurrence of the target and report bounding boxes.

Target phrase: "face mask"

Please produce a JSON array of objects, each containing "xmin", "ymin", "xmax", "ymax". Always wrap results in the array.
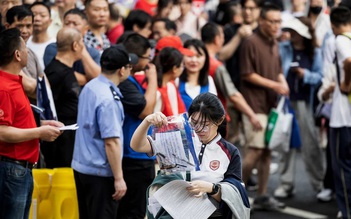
[{"xmin": 310, "ymin": 6, "xmax": 323, "ymax": 14}]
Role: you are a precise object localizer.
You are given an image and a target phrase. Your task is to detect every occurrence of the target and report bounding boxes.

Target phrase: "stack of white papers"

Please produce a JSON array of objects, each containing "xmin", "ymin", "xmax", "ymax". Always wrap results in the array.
[{"xmin": 152, "ymin": 180, "xmax": 216, "ymax": 219}]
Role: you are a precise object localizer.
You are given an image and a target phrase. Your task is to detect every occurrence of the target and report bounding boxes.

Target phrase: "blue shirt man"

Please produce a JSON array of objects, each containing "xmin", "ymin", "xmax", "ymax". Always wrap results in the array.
[{"xmin": 71, "ymin": 45, "xmax": 137, "ymax": 219}]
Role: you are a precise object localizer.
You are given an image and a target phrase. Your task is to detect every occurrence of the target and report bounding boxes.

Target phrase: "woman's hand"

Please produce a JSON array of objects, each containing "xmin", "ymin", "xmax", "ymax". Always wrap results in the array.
[
  {"xmin": 145, "ymin": 112, "xmax": 168, "ymax": 128},
  {"xmin": 186, "ymin": 180, "xmax": 213, "ymax": 198}
]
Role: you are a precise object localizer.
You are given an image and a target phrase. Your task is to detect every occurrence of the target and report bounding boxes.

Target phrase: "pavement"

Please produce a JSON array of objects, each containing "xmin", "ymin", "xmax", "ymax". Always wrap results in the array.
[{"xmin": 248, "ymin": 151, "xmax": 339, "ymax": 219}]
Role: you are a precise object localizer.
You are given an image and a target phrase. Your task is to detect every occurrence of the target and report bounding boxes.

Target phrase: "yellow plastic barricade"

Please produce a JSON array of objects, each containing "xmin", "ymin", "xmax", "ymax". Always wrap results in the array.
[
  {"xmin": 51, "ymin": 168, "xmax": 79, "ymax": 219},
  {"xmin": 30, "ymin": 168, "xmax": 79, "ymax": 219},
  {"xmin": 30, "ymin": 169, "xmax": 54, "ymax": 219}
]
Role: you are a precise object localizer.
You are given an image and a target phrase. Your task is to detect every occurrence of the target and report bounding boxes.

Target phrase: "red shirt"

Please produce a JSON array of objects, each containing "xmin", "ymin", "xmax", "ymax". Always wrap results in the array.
[
  {"xmin": 106, "ymin": 23, "xmax": 124, "ymax": 45},
  {"xmin": 158, "ymin": 81, "xmax": 186, "ymax": 117},
  {"xmin": 0, "ymin": 70, "xmax": 39, "ymax": 163}
]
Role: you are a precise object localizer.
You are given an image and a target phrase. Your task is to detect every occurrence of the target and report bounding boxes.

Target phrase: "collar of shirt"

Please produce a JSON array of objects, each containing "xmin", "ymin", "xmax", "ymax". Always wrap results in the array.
[
  {"xmin": 195, "ymin": 133, "xmax": 222, "ymax": 148},
  {"xmin": 0, "ymin": 70, "xmax": 22, "ymax": 84},
  {"xmin": 257, "ymin": 28, "xmax": 278, "ymax": 46},
  {"xmin": 97, "ymin": 74, "xmax": 123, "ymax": 98}
]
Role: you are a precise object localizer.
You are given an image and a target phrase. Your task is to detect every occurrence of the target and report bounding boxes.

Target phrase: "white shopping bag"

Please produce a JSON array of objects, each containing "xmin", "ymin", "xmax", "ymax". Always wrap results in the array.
[{"xmin": 265, "ymin": 97, "xmax": 293, "ymax": 152}]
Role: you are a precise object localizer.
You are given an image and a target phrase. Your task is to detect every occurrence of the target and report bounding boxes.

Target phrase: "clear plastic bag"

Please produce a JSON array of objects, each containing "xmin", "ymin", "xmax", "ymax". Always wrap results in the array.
[{"xmin": 150, "ymin": 113, "xmax": 200, "ymax": 173}]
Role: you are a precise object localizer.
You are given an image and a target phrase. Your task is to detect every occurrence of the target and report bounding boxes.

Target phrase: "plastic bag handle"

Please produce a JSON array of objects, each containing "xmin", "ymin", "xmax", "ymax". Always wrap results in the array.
[{"xmin": 276, "ymin": 96, "xmax": 286, "ymax": 112}]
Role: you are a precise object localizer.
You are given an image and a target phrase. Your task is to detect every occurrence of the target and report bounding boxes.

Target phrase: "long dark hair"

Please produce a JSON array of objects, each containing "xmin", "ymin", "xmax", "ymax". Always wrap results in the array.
[
  {"xmin": 179, "ymin": 39, "xmax": 209, "ymax": 86},
  {"xmin": 154, "ymin": 47, "xmax": 184, "ymax": 88},
  {"xmin": 298, "ymin": 17, "xmax": 318, "ymax": 62}
]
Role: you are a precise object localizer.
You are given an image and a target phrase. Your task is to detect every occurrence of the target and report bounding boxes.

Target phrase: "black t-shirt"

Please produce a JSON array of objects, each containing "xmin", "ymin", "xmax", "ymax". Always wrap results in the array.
[
  {"xmin": 0, "ymin": 23, "xmax": 5, "ymax": 32},
  {"xmin": 224, "ymin": 24, "xmax": 241, "ymax": 89},
  {"xmin": 118, "ymin": 78, "xmax": 147, "ymax": 118},
  {"xmin": 45, "ymin": 59, "xmax": 80, "ymax": 121}
]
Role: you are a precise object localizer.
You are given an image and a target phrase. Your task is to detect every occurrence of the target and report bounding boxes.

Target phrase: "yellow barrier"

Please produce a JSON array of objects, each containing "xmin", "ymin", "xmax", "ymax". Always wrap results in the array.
[{"xmin": 29, "ymin": 168, "xmax": 79, "ymax": 219}]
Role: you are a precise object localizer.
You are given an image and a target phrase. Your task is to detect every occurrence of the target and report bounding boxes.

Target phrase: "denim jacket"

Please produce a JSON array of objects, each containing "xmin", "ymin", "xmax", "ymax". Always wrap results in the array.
[{"xmin": 279, "ymin": 41, "xmax": 323, "ymax": 109}]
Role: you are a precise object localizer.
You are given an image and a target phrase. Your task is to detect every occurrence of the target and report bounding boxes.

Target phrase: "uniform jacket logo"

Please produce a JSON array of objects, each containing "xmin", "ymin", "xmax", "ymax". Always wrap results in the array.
[{"xmin": 209, "ymin": 160, "xmax": 220, "ymax": 170}]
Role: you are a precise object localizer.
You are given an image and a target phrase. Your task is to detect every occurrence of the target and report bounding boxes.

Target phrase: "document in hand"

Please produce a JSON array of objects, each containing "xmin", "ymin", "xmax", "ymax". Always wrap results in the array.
[
  {"xmin": 151, "ymin": 113, "xmax": 200, "ymax": 173},
  {"xmin": 58, "ymin": 123, "xmax": 79, "ymax": 131},
  {"xmin": 153, "ymin": 180, "xmax": 217, "ymax": 219}
]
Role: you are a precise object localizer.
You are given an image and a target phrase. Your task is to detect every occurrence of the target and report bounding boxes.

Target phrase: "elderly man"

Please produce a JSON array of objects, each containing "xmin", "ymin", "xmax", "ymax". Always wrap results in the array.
[
  {"xmin": 44, "ymin": 8, "xmax": 101, "ymax": 86},
  {"xmin": 42, "ymin": 28, "xmax": 83, "ymax": 168}
]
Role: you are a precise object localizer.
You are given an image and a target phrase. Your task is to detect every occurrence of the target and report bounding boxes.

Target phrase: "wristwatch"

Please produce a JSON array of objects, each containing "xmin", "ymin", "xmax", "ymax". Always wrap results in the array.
[{"xmin": 207, "ymin": 183, "xmax": 221, "ymax": 196}]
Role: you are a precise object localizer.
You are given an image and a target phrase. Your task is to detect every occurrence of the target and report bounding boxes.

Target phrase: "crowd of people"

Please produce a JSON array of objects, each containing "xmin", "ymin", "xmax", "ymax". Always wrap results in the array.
[{"xmin": 1, "ymin": 0, "xmax": 351, "ymax": 218}]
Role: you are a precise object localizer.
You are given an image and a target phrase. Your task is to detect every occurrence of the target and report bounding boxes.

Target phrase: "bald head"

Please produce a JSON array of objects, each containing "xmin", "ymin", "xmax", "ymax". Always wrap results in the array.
[{"xmin": 56, "ymin": 28, "xmax": 82, "ymax": 52}]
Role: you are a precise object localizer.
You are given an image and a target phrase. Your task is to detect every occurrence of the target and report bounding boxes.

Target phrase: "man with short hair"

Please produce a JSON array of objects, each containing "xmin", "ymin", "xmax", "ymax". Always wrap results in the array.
[
  {"xmin": 84, "ymin": 0, "xmax": 110, "ymax": 51},
  {"xmin": 201, "ymin": 22, "xmax": 262, "ymax": 132},
  {"xmin": 72, "ymin": 45, "xmax": 135, "ymax": 219},
  {"xmin": 329, "ymin": 6, "xmax": 351, "ymax": 219},
  {"xmin": 47, "ymin": 0, "xmax": 76, "ymax": 38},
  {"xmin": 5, "ymin": 5, "xmax": 40, "ymax": 103},
  {"xmin": 217, "ymin": 0, "xmax": 261, "ymax": 146},
  {"xmin": 152, "ymin": 18, "xmax": 177, "ymax": 41},
  {"xmin": 0, "ymin": 0, "xmax": 21, "ymax": 28},
  {"xmin": 27, "ymin": 2, "xmax": 55, "ymax": 70},
  {"xmin": 117, "ymin": 33, "xmax": 158, "ymax": 219},
  {"xmin": 0, "ymin": 28, "xmax": 62, "ymax": 219},
  {"xmin": 44, "ymin": 8, "xmax": 101, "ymax": 86},
  {"xmin": 239, "ymin": 3, "xmax": 289, "ymax": 210},
  {"xmin": 124, "ymin": 9, "xmax": 152, "ymax": 39},
  {"xmin": 43, "ymin": 28, "xmax": 83, "ymax": 168}
]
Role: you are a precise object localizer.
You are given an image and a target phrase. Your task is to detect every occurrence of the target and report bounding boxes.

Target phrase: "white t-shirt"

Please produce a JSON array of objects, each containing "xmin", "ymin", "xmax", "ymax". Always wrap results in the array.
[
  {"xmin": 323, "ymin": 34, "xmax": 335, "ymax": 65},
  {"xmin": 330, "ymin": 33, "xmax": 351, "ymax": 128},
  {"xmin": 314, "ymin": 13, "xmax": 331, "ymax": 46},
  {"xmin": 27, "ymin": 36, "xmax": 56, "ymax": 71},
  {"xmin": 175, "ymin": 76, "xmax": 217, "ymax": 100}
]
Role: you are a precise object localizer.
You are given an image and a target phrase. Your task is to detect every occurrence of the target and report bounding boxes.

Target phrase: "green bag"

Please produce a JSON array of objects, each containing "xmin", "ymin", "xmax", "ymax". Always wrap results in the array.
[
  {"xmin": 264, "ymin": 97, "xmax": 293, "ymax": 152},
  {"xmin": 265, "ymin": 109, "xmax": 279, "ymax": 146}
]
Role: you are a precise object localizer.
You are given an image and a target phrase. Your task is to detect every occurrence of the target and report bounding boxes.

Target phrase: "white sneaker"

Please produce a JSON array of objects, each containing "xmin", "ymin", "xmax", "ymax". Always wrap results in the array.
[
  {"xmin": 274, "ymin": 185, "xmax": 294, "ymax": 198},
  {"xmin": 337, "ymin": 211, "xmax": 342, "ymax": 219},
  {"xmin": 270, "ymin": 162, "xmax": 279, "ymax": 174},
  {"xmin": 317, "ymin": 188, "xmax": 333, "ymax": 202}
]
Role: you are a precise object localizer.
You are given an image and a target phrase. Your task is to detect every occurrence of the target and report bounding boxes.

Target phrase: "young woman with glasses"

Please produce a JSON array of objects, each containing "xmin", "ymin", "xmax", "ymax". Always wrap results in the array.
[{"xmin": 131, "ymin": 92, "xmax": 249, "ymax": 218}]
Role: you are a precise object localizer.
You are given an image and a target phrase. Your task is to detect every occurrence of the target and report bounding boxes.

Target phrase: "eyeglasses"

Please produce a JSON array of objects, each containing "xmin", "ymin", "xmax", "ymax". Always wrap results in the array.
[
  {"xmin": 243, "ymin": 6, "xmax": 258, "ymax": 11},
  {"xmin": 264, "ymin": 18, "xmax": 282, "ymax": 26},
  {"xmin": 188, "ymin": 120, "xmax": 214, "ymax": 133},
  {"xmin": 125, "ymin": 64, "xmax": 133, "ymax": 70},
  {"xmin": 138, "ymin": 55, "xmax": 152, "ymax": 61}
]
